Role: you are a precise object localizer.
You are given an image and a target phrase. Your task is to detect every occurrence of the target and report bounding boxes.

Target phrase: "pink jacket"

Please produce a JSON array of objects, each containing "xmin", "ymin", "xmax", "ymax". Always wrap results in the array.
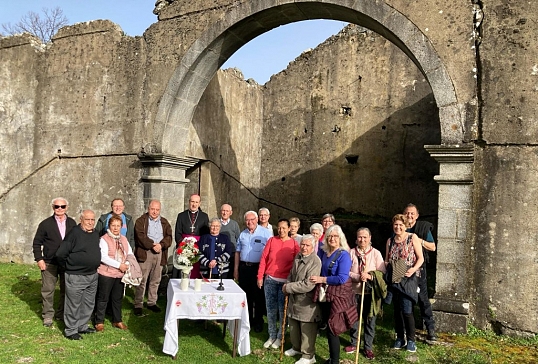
[{"xmin": 349, "ymin": 246, "xmax": 386, "ymax": 294}]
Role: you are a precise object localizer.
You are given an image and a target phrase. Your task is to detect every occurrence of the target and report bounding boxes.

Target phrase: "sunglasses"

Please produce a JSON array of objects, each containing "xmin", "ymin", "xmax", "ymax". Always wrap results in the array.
[{"xmin": 53, "ymin": 205, "xmax": 67, "ymax": 209}]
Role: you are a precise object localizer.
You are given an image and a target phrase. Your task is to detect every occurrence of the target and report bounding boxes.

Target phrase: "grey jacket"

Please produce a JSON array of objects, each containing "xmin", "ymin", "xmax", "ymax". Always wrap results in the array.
[{"xmin": 284, "ymin": 252, "xmax": 322, "ymax": 322}]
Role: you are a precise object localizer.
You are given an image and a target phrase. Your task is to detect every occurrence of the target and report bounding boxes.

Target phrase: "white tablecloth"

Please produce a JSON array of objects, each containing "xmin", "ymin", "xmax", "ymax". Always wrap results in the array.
[{"xmin": 163, "ymin": 279, "xmax": 251, "ymax": 357}]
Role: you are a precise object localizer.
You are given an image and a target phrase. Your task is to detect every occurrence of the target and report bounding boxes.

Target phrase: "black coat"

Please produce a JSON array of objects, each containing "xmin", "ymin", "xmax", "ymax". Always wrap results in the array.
[
  {"xmin": 32, "ymin": 215, "xmax": 77, "ymax": 265},
  {"xmin": 174, "ymin": 209, "xmax": 209, "ymax": 244}
]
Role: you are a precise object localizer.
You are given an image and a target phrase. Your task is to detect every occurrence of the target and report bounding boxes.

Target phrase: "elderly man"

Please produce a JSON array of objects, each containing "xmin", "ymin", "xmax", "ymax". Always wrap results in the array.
[
  {"xmin": 404, "ymin": 203, "xmax": 437, "ymax": 341},
  {"xmin": 235, "ymin": 210, "xmax": 272, "ymax": 333},
  {"xmin": 95, "ymin": 198, "xmax": 135, "ymax": 249},
  {"xmin": 55, "ymin": 210, "xmax": 101, "ymax": 340},
  {"xmin": 174, "ymin": 194, "xmax": 209, "ymax": 278},
  {"xmin": 32, "ymin": 197, "xmax": 77, "ymax": 327},
  {"xmin": 219, "ymin": 203, "xmax": 241, "ymax": 277},
  {"xmin": 134, "ymin": 200, "xmax": 172, "ymax": 316},
  {"xmin": 282, "ymin": 234, "xmax": 321, "ymax": 364},
  {"xmin": 258, "ymin": 207, "xmax": 273, "ymax": 234}
]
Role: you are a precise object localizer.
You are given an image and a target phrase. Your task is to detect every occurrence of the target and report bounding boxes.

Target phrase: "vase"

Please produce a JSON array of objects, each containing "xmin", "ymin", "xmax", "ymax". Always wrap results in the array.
[{"xmin": 177, "ymin": 265, "xmax": 193, "ymax": 279}]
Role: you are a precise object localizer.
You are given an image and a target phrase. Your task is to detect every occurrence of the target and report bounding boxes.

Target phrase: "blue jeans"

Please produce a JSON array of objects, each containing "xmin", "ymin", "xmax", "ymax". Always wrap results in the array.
[{"xmin": 264, "ymin": 276, "xmax": 285, "ymax": 339}]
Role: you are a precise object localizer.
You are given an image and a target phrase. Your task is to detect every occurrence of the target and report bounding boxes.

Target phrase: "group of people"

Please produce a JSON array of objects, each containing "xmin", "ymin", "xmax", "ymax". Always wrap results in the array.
[
  {"xmin": 232, "ymin": 207, "xmax": 437, "ymax": 364},
  {"xmin": 32, "ymin": 194, "xmax": 437, "ymax": 364}
]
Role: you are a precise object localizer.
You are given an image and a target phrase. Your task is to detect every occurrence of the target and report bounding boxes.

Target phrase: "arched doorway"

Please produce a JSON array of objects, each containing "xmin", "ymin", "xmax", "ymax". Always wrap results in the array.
[{"xmin": 145, "ymin": 0, "xmax": 474, "ymax": 333}]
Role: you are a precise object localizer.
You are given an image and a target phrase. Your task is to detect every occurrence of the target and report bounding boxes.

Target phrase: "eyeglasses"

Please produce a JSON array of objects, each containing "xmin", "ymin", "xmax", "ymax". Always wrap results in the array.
[
  {"xmin": 327, "ymin": 235, "xmax": 339, "ymax": 239},
  {"xmin": 53, "ymin": 205, "xmax": 67, "ymax": 209}
]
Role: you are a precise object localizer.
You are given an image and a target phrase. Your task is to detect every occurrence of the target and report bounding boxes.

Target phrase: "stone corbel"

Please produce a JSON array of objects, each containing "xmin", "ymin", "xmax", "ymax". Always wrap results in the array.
[{"xmin": 138, "ymin": 153, "xmax": 201, "ymax": 184}]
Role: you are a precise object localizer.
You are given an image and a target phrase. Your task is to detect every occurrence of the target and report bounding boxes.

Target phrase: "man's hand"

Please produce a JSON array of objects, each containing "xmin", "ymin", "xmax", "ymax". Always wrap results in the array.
[
  {"xmin": 37, "ymin": 260, "xmax": 46, "ymax": 271},
  {"xmin": 234, "ymin": 269, "xmax": 239, "ymax": 281},
  {"xmin": 152, "ymin": 243, "xmax": 162, "ymax": 253}
]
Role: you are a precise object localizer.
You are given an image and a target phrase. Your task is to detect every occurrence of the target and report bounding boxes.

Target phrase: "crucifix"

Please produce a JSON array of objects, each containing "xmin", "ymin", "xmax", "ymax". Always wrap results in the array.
[{"xmin": 190, "ymin": 225, "xmax": 195, "ymax": 233}]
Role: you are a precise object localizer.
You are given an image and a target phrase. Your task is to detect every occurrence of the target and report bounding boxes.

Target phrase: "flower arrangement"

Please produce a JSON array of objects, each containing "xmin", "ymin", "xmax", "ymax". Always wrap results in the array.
[{"xmin": 173, "ymin": 236, "xmax": 200, "ymax": 269}]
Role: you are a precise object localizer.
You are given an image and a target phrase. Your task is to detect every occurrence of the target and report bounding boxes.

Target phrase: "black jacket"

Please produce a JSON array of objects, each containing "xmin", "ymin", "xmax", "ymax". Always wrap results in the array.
[{"xmin": 32, "ymin": 215, "xmax": 77, "ymax": 265}]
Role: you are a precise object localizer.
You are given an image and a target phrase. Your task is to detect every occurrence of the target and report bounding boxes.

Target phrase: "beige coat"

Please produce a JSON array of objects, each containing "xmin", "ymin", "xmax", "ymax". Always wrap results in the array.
[{"xmin": 284, "ymin": 252, "xmax": 322, "ymax": 322}]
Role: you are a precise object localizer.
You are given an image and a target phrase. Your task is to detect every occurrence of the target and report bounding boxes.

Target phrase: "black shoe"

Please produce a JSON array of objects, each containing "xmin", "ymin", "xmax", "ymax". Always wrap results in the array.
[
  {"xmin": 134, "ymin": 307, "xmax": 143, "ymax": 316},
  {"xmin": 147, "ymin": 305, "xmax": 162, "ymax": 313},
  {"xmin": 427, "ymin": 330, "xmax": 437, "ymax": 341},
  {"xmin": 66, "ymin": 333, "xmax": 83, "ymax": 340},
  {"xmin": 79, "ymin": 327, "xmax": 96, "ymax": 334}
]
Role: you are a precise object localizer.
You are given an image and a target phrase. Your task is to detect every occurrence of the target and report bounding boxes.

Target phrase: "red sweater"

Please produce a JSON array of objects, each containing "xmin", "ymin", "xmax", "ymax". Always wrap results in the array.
[{"xmin": 257, "ymin": 236, "xmax": 299, "ymax": 280}]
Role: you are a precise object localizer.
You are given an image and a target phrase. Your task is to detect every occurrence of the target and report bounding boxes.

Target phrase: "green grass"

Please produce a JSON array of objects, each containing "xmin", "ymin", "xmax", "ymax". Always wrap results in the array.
[{"xmin": 1, "ymin": 262, "xmax": 536, "ymax": 363}]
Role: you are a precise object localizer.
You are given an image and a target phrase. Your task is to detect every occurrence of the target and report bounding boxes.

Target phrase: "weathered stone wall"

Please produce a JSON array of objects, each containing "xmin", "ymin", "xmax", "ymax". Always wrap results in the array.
[
  {"xmin": 189, "ymin": 69, "xmax": 264, "ymax": 218},
  {"xmin": 471, "ymin": 0, "xmax": 538, "ymax": 335},
  {"xmin": 260, "ymin": 26, "xmax": 440, "ymax": 227}
]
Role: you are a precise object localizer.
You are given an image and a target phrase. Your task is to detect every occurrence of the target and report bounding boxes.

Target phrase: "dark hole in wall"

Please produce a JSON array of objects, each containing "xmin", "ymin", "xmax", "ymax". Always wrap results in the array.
[{"xmin": 345, "ymin": 155, "xmax": 359, "ymax": 164}]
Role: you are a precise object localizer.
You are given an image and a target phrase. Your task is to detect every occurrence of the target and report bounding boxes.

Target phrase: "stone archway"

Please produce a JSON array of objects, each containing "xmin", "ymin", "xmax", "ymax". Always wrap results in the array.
[{"xmin": 148, "ymin": 0, "xmax": 474, "ymax": 333}]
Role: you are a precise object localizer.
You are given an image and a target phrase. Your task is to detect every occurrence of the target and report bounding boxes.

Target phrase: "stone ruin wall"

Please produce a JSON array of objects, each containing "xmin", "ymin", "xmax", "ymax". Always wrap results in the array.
[{"xmin": 1, "ymin": 0, "xmax": 538, "ymax": 335}]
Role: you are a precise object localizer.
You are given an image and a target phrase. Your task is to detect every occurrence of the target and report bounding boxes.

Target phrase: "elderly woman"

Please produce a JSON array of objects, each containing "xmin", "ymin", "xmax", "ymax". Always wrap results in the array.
[
  {"xmin": 310, "ymin": 225, "xmax": 357, "ymax": 364},
  {"xmin": 309, "ymin": 223, "xmax": 323, "ymax": 258},
  {"xmin": 289, "ymin": 217, "xmax": 302, "ymax": 244},
  {"xmin": 282, "ymin": 234, "xmax": 321, "ymax": 364},
  {"xmin": 385, "ymin": 214, "xmax": 424, "ymax": 353},
  {"xmin": 94, "ymin": 214, "xmax": 133, "ymax": 331},
  {"xmin": 347, "ymin": 227, "xmax": 387, "ymax": 360},
  {"xmin": 257, "ymin": 218, "xmax": 300, "ymax": 350},
  {"xmin": 198, "ymin": 218, "xmax": 233, "ymax": 279}
]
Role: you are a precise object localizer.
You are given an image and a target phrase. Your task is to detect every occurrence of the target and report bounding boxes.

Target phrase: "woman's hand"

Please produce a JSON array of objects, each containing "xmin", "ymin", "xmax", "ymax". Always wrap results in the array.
[
  {"xmin": 257, "ymin": 278, "xmax": 263, "ymax": 289},
  {"xmin": 119, "ymin": 263, "xmax": 128, "ymax": 273},
  {"xmin": 309, "ymin": 275, "xmax": 326, "ymax": 284},
  {"xmin": 360, "ymin": 272, "xmax": 371, "ymax": 282},
  {"xmin": 404, "ymin": 268, "xmax": 416, "ymax": 277},
  {"xmin": 208, "ymin": 259, "xmax": 217, "ymax": 268}
]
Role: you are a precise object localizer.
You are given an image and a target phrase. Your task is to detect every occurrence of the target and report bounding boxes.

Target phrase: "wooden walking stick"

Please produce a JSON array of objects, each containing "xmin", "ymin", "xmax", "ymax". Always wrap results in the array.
[
  {"xmin": 280, "ymin": 295, "xmax": 289, "ymax": 361},
  {"xmin": 355, "ymin": 281, "xmax": 366, "ymax": 364}
]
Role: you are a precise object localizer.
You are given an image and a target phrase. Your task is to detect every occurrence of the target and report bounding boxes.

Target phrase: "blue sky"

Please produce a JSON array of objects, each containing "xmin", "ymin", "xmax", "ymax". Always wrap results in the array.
[{"xmin": 0, "ymin": 0, "xmax": 345, "ymax": 84}]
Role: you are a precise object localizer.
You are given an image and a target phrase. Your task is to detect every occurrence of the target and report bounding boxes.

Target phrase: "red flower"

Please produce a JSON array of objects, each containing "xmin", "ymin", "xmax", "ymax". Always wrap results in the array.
[
  {"xmin": 176, "ymin": 248, "xmax": 183, "ymax": 254},
  {"xmin": 193, "ymin": 243, "xmax": 199, "ymax": 249},
  {"xmin": 179, "ymin": 242, "xmax": 186, "ymax": 247}
]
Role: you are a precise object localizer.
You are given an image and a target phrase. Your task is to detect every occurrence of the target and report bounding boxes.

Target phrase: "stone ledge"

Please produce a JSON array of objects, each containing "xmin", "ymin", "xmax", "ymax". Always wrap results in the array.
[{"xmin": 434, "ymin": 311, "xmax": 468, "ymax": 334}]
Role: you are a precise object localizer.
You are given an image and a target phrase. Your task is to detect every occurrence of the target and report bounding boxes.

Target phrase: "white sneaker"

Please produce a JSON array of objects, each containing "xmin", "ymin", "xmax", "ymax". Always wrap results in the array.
[
  {"xmin": 295, "ymin": 357, "xmax": 316, "ymax": 364},
  {"xmin": 263, "ymin": 338, "xmax": 275, "ymax": 349},
  {"xmin": 271, "ymin": 338, "xmax": 282, "ymax": 349},
  {"xmin": 285, "ymin": 348, "xmax": 301, "ymax": 357}
]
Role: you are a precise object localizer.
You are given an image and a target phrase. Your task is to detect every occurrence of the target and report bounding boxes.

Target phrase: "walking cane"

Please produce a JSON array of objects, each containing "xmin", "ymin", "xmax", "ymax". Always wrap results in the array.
[
  {"xmin": 355, "ymin": 281, "xmax": 366, "ymax": 364},
  {"xmin": 280, "ymin": 295, "xmax": 289, "ymax": 361}
]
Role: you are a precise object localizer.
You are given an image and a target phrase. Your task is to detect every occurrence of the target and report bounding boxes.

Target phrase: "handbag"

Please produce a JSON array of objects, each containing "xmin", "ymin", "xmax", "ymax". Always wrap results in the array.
[{"xmin": 390, "ymin": 259, "xmax": 408, "ymax": 284}]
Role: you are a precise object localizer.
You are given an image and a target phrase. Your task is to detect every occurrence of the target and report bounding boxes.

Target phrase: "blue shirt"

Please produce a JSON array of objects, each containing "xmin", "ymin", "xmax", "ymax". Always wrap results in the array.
[
  {"xmin": 236, "ymin": 225, "xmax": 272, "ymax": 263},
  {"xmin": 148, "ymin": 216, "xmax": 163, "ymax": 244},
  {"xmin": 320, "ymin": 249, "xmax": 352, "ymax": 285}
]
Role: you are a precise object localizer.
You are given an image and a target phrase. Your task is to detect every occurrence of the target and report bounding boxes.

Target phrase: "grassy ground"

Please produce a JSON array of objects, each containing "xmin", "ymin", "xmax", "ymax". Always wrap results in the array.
[{"xmin": 1, "ymin": 262, "xmax": 536, "ymax": 363}]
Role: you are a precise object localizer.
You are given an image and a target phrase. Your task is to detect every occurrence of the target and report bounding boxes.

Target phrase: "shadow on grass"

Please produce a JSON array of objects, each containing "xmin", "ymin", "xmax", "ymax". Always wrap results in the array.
[{"xmin": 11, "ymin": 274, "xmax": 42, "ymax": 320}]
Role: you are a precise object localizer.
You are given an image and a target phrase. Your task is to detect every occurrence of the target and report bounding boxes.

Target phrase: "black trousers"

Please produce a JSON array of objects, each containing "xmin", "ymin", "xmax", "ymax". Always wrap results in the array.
[
  {"xmin": 321, "ymin": 302, "xmax": 340, "ymax": 364},
  {"xmin": 417, "ymin": 267, "xmax": 435, "ymax": 331},
  {"xmin": 94, "ymin": 275, "xmax": 124, "ymax": 324},
  {"xmin": 238, "ymin": 262, "xmax": 265, "ymax": 327}
]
